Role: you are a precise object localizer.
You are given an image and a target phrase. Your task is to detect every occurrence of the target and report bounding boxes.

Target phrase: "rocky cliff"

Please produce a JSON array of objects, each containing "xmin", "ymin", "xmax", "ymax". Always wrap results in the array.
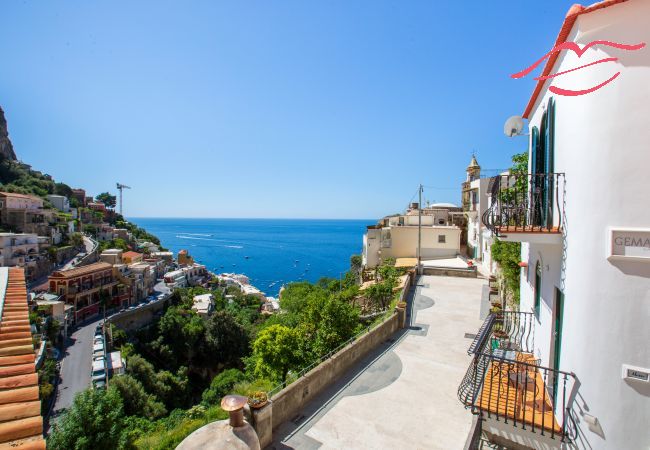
[{"xmin": 0, "ymin": 106, "xmax": 17, "ymax": 160}]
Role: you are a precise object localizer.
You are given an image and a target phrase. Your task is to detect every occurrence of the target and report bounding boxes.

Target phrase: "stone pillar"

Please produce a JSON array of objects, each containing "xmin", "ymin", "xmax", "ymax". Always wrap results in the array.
[
  {"xmin": 396, "ymin": 306, "xmax": 407, "ymax": 329},
  {"xmin": 251, "ymin": 401, "xmax": 273, "ymax": 449}
]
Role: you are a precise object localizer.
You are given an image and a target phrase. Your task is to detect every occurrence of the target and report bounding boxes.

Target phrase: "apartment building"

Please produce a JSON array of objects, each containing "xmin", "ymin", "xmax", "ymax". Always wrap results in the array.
[
  {"xmin": 0, "ymin": 232, "xmax": 50, "ymax": 281},
  {"xmin": 48, "ymin": 262, "xmax": 119, "ymax": 323},
  {"xmin": 362, "ymin": 203, "xmax": 462, "ymax": 269},
  {"xmin": 0, "ymin": 192, "xmax": 51, "ymax": 235},
  {"xmin": 459, "ymin": 2, "xmax": 650, "ymax": 449},
  {"xmin": 46, "ymin": 194, "xmax": 70, "ymax": 212}
]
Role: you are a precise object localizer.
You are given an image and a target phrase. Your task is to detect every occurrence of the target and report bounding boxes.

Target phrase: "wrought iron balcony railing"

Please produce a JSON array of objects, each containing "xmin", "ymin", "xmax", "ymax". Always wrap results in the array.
[
  {"xmin": 482, "ymin": 173, "xmax": 565, "ymax": 236},
  {"xmin": 458, "ymin": 311, "xmax": 577, "ymax": 442}
]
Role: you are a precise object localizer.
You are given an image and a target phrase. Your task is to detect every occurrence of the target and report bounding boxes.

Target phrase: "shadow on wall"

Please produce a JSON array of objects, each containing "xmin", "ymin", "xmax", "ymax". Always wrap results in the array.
[
  {"xmin": 625, "ymin": 378, "xmax": 650, "ymax": 398},
  {"xmin": 609, "ymin": 260, "xmax": 650, "ymax": 279},
  {"xmin": 569, "ymin": 376, "xmax": 606, "ymax": 448}
]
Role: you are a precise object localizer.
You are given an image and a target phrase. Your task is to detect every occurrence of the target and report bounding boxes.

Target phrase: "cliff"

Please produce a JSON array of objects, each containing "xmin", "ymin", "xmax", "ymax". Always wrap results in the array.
[{"xmin": 0, "ymin": 106, "xmax": 17, "ymax": 161}]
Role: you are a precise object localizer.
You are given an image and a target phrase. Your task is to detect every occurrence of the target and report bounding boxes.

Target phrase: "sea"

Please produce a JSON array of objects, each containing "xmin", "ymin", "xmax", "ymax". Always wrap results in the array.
[{"xmin": 128, "ymin": 218, "xmax": 371, "ymax": 297}]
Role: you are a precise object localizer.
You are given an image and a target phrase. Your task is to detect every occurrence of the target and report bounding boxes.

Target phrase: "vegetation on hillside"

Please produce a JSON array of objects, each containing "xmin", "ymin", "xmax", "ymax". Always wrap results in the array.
[{"xmin": 49, "ymin": 257, "xmax": 405, "ymax": 449}]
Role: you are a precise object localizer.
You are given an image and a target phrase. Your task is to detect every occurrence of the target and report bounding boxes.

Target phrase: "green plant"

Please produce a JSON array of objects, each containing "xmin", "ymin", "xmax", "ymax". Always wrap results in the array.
[{"xmin": 247, "ymin": 391, "xmax": 268, "ymax": 408}]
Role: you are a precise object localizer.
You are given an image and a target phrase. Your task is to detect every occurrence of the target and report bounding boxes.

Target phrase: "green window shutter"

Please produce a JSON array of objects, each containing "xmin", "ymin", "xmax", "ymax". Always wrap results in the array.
[
  {"xmin": 531, "ymin": 126, "xmax": 539, "ymax": 174},
  {"xmin": 547, "ymin": 97, "xmax": 555, "ymax": 174}
]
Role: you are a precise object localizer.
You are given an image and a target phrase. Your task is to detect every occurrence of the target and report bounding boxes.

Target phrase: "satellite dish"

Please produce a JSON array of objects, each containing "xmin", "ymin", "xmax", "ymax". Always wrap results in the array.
[{"xmin": 504, "ymin": 115, "xmax": 524, "ymax": 137}]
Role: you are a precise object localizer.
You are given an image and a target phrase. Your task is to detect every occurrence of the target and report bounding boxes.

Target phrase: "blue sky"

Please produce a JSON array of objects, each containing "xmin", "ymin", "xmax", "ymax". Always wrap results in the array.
[{"xmin": 0, "ymin": 1, "xmax": 575, "ymax": 219}]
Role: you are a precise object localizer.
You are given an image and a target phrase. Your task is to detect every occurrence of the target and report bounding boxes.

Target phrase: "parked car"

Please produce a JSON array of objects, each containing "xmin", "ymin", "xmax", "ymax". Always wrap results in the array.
[
  {"xmin": 92, "ymin": 379, "xmax": 106, "ymax": 390},
  {"xmin": 93, "ymin": 342, "xmax": 104, "ymax": 354},
  {"xmin": 91, "ymin": 359, "xmax": 106, "ymax": 383}
]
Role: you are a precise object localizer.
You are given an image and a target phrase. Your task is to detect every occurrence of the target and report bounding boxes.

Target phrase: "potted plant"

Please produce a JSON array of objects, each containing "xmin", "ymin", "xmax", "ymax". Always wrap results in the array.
[
  {"xmin": 493, "ymin": 329, "xmax": 508, "ymax": 339},
  {"xmin": 248, "ymin": 391, "xmax": 268, "ymax": 409}
]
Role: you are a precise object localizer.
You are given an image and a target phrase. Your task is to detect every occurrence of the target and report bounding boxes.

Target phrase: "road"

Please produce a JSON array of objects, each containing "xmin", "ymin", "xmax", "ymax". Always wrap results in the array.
[
  {"xmin": 50, "ymin": 317, "xmax": 102, "ymax": 422},
  {"xmin": 28, "ymin": 235, "xmax": 97, "ymax": 290}
]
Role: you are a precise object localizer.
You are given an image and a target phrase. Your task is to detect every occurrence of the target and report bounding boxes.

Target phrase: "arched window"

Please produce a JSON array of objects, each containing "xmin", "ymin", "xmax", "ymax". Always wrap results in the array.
[{"xmin": 534, "ymin": 261, "xmax": 542, "ymax": 318}]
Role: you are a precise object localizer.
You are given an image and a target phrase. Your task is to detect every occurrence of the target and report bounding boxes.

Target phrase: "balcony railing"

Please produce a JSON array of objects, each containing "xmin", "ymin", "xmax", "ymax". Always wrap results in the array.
[
  {"xmin": 482, "ymin": 173, "xmax": 565, "ymax": 236},
  {"xmin": 458, "ymin": 311, "xmax": 577, "ymax": 442}
]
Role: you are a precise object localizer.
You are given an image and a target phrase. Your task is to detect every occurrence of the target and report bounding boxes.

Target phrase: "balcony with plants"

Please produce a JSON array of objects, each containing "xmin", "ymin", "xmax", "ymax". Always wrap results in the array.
[{"xmin": 482, "ymin": 173, "xmax": 565, "ymax": 244}]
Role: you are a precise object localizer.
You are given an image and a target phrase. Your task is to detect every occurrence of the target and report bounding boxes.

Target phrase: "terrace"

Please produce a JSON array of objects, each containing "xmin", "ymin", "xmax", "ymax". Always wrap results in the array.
[
  {"xmin": 482, "ymin": 173, "xmax": 565, "ymax": 244},
  {"xmin": 458, "ymin": 311, "xmax": 577, "ymax": 447}
]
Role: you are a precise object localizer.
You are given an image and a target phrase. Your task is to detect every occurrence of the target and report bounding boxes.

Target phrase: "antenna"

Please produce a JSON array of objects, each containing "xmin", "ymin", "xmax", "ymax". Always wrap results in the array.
[
  {"xmin": 116, "ymin": 183, "xmax": 132, "ymax": 215},
  {"xmin": 504, "ymin": 115, "xmax": 525, "ymax": 137}
]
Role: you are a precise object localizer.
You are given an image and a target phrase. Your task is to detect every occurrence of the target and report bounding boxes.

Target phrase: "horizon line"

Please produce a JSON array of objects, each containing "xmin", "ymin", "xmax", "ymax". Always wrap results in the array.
[{"xmin": 127, "ymin": 216, "xmax": 377, "ymax": 221}]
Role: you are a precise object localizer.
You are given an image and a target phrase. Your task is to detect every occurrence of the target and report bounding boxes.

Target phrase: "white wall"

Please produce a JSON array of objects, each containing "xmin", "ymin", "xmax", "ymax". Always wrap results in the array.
[{"xmin": 522, "ymin": 2, "xmax": 650, "ymax": 448}]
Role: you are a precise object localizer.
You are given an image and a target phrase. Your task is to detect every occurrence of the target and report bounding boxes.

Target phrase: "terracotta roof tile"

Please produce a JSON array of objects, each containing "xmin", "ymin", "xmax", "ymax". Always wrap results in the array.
[
  {"xmin": 49, "ymin": 261, "xmax": 112, "ymax": 279},
  {"xmin": 0, "ymin": 268, "xmax": 45, "ymax": 447}
]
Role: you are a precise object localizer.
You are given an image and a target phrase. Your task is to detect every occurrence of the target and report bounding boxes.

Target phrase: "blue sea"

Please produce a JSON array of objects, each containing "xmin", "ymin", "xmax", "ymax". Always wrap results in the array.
[{"xmin": 128, "ymin": 218, "xmax": 371, "ymax": 296}]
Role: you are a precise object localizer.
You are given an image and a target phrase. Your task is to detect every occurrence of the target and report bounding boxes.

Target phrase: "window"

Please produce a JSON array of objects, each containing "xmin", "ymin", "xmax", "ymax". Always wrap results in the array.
[
  {"xmin": 534, "ymin": 261, "xmax": 542, "ymax": 319},
  {"xmin": 438, "ymin": 235, "xmax": 446, "ymax": 243}
]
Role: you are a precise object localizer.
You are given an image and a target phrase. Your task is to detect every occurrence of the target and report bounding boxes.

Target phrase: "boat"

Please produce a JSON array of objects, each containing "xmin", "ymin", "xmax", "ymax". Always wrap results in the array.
[{"xmin": 245, "ymin": 256, "xmax": 250, "ymax": 259}]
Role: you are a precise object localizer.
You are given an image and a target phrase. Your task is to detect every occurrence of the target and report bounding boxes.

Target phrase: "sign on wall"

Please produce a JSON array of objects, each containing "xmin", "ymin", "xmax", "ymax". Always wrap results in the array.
[{"xmin": 608, "ymin": 228, "xmax": 650, "ymax": 262}]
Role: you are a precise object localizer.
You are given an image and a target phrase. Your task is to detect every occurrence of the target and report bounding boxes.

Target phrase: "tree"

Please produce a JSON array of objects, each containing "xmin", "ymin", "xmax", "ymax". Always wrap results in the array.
[
  {"xmin": 54, "ymin": 182, "xmax": 73, "ymax": 198},
  {"xmin": 201, "ymin": 368, "xmax": 246, "ymax": 406},
  {"xmin": 252, "ymin": 325, "xmax": 303, "ymax": 383},
  {"xmin": 204, "ymin": 310, "xmax": 250, "ymax": 368},
  {"xmin": 126, "ymin": 354, "xmax": 190, "ymax": 411},
  {"xmin": 48, "ymin": 388, "xmax": 127, "ymax": 450},
  {"xmin": 109, "ymin": 375, "xmax": 166, "ymax": 419},
  {"xmin": 95, "ymin": 192, "xmax": 117, "ymax": 209},
  {"xmin": 365, "ymin": 281, "xmax": 394, "ymax": 312},
  {"xmin": 301, "ymin": 295, "xmax": 360, "ymax": 356},
  {"xmin": 70, "ymin": 232, "xmax": 84, "ymax": 248}
]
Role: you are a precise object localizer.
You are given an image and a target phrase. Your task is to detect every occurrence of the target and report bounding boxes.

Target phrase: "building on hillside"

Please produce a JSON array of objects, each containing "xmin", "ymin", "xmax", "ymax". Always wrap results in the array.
[
  {"xmin": 178, "ymin": 249, "xmax": 195, "ymax": 266},
  {"xmin": 113, "ymin": 228, "xmax": 131, "ymax": 241},
  {"xmin": 151, "ymin": 251, "xmax": 173, "ymax": 262},
  {"xmin": 163, "ymin": 268, "xmax": 188, "ymax": 288},
  {"xmin": 100, "ymin": 248, "xmax": 123, "ymax": 265},
  {"xmin": 96, "ymin": 224, "xmax": 115, "ymax": 242},
  {"xmin": 71, "ymin": 188, "xmax": 87, "ymax": 207},
  {"xmin": 459, "ymin": 3, "xmax": 650, "ymax": 449},
  {"xmin": 143, "ymin": 257, "xmax": 167, "ymax": 279},
  {"xmin": 46, "ymin": 194, "xmax": 70, "ymax": 212},
  {"xmin": 460, "ymin": 156, "xmax": 503, "ymax": 275},
  {"xmin": 128, "ymin": 262, "xmax": 155, "ymax": 297},
  {"xmin": 87, "ymin": 202, "xmax": 107, "ymax": 218},
  {"xmin": 192, "ymin": 293, "xmax": 214, "ymax": 318},
  {"xmin": 122, "ymin": 251, "xmax": 143, "ymax": 264},
  {"xmin": 48, "ymin": 262, "xmax": 120, "ymax": 323},
  {"xmin": 137, "ymin": 241, "xmax": 159, "ymax": 254},
  {"xmin": 0, "ymin": 192, "xmax": 54, "ymax": 236},
  {"xmin": 184, "ymin": 263, "xmax": 208, "ymax": 286},
  {"xmin": 0, "ymin": 232, "xmax": 51, "ymax": 282},
  {"xmin": 0, "ymin": 267, "xmax": 46, "ymax": 448},
  {"xmin": 362, "ymin": 202, "xmax": 462, "ymax": 269}
]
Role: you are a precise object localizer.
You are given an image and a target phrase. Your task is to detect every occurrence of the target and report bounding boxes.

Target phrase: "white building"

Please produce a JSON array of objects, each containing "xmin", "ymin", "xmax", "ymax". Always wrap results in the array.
[
  {"xmin": 192, "ymin": 293, "xmax": 214, "ymax": 317},
  {"xmin": 459, "ymin": 2, "xmax": 650, "ymax": 449},
  {"xmin": 362, "ymin": 203, "xmax": 462, "ymax": 268},
  {"xmin": 46, "ymin": 195, "xmax": 70, "ymax": 212}
]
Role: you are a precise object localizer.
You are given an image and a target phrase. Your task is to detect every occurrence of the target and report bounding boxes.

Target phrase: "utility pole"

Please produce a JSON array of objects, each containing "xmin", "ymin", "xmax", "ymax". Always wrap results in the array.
[{"xmin": 418, "ymin": 184, "xmax": 423, "ymax": 272}]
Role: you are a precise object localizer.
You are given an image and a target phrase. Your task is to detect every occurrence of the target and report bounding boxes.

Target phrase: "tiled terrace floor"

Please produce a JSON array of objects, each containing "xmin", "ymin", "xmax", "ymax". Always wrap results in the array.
[{"xmin": 271, "ymin": 275, "xmax": 486, "ymax": 450}]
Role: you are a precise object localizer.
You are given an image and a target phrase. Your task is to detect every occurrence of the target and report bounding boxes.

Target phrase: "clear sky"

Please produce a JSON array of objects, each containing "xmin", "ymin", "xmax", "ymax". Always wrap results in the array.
[{"xmin": 0, "ymin": 1, "xmax": 577, "ymax": 219}]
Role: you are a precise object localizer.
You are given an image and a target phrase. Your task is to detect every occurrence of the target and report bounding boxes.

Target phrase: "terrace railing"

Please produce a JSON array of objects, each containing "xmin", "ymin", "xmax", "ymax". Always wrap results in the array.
[
  {"xmin": 482, "ymin": 173, "xmax": 565, "ymax": 236},
  {"xmin": 458, "ymin": 311, "xmax": 577, "ymax": 442}
]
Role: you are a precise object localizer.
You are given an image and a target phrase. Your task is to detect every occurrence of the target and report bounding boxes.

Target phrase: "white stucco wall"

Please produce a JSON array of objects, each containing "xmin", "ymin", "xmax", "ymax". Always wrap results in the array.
[{"xmin": 520, "ymin": 2, "xmax": 650, "ymax": 448}]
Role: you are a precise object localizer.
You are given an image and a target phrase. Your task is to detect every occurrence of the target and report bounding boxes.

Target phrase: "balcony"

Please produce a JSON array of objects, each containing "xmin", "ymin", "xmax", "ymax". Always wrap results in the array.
[
  {"xmin": 458, "ymin": 312, "xmax": 577, "ymax": 448},
  {"xmin": 482, "ymin": 173, "xmax": 565, "ymax": 244}
]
